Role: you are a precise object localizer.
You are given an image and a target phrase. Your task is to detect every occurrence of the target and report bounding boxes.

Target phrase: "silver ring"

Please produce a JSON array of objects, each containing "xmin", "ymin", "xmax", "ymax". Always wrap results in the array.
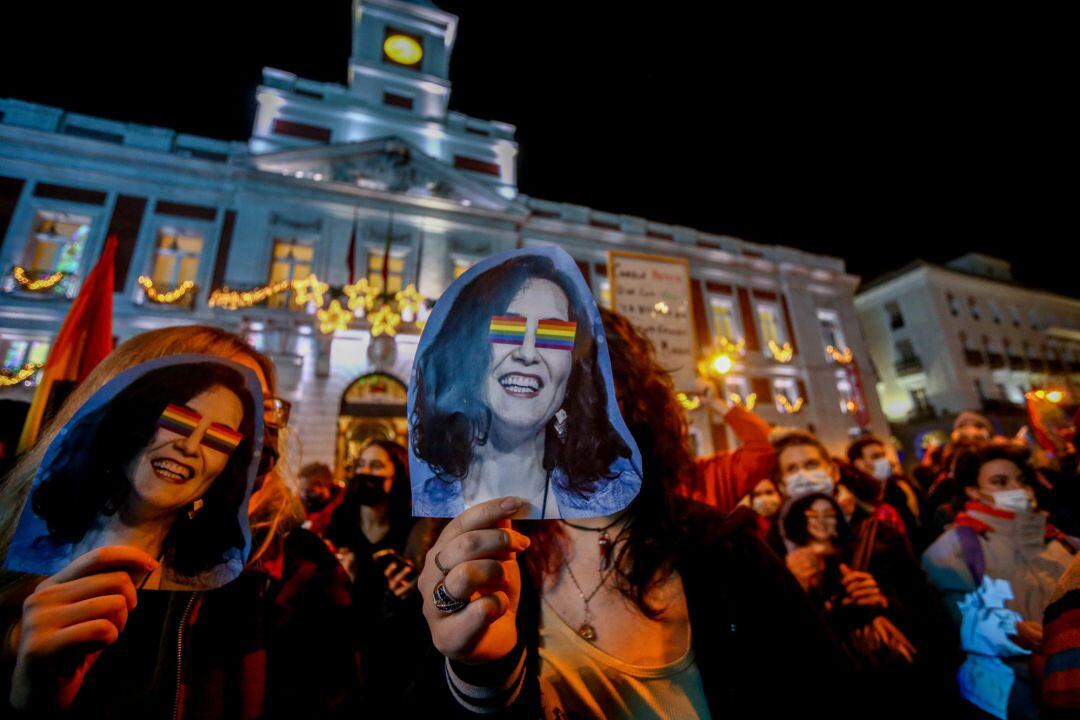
[
  {"xmin": 432, "ymin": 581, "xmax": 468, "ymax": 614},
  {"xmin": 433, "ymin": 550, "xmax": 450, "ymax": 576}
]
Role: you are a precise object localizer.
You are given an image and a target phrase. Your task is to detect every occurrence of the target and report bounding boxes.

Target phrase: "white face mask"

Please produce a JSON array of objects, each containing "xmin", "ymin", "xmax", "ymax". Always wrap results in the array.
[
  {"xmin": 991, "ymin": 489, "xmax": 1033, "ymax": 513},
  {"xmin": 751, "ymin": 494, "xmax": 782, "ymax": 518},
  {"xmin": 870, "ymin": 457, "xmax": 893, "ymax": 481},
  {"xmin": 784, "ymin": 469, "xmax": 835, "ymax": 500}
]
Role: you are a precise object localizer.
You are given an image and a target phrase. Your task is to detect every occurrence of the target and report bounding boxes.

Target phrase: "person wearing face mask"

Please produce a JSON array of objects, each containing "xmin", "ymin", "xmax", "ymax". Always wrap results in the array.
[
  {"xmin": 923, "ymin": 442, "xmax": 1077, "ymax": 719},
  {"xmin": 326, "ymin": 438, "xmax": 436, "ymax": 713},
  {"xmin": 746, "ymin": 478, "xmax": 783, "ymax": 539},
  {"xmin": 298, "ymin": 462, "xmax": 343, "ymax": 538},
  {"xmin": 847, "ymin": 436, "xmax": 925, "ymax": 549}
]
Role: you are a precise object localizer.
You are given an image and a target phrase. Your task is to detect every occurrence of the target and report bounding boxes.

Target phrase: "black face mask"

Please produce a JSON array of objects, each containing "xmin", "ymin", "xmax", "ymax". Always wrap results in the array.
[{"xmin": 351, "ymin": 473, "xmax": 389, "ymax": 506}]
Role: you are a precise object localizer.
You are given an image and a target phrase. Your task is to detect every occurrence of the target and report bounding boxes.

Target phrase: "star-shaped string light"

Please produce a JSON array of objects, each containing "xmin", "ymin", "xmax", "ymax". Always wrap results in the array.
[
  {"xmin": 369, "ymin": 304, "xmax": 401, "ymax": 337},
  {"xmin": 292, "ymin": 274, "xmax": 329, "ymax": 307},
  {"xmin": 344, "ymin": 278, "xmax": 382, "ymax": 313},
  {"xmin": 826, "ymin": 345, "xmax": 853, "ymax": 364},
  {"xmin": 317, "ymin": 299, "xmax": 352, "ymax": 335},
  {"xmin": 395, "ymin": 284, "xmax": 424, "ymax": 317}
]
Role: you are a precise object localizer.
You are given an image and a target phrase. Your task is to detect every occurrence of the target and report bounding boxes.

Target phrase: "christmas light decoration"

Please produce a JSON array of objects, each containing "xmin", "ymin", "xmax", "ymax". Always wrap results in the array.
[
  {"xmin": 826, "ymin": 345, "xmax": 853, "ymax": 364},
  {"xmin": 0, "ymin": 362, "xmax": 41, "ymax": 387},
  {"xmin": 768, "ymin": 341, "xmax": 794, "ymax": 363},
  {"xmin": 344, "ymin": 278, "xmax": 381, "ymax": 313},
  {"xmin": 317, "ymin": 299, "xmax": 352, "ymax": 335},
  {"xmin": 292, "ymin": 274, "xmax": 329, "ymax": 307},
  {"xmin": 138, "ymin": 276, "xmax": 195, "ymax": 304},
  {"xmin": 369, "ymin": 304, "xmax": 401, "ymax": 337},
  {"xmin": 395, "ymin": 284, "xmax": 424, "ymax": 316},
  {"xmin": 13, "ymin": 267, "xmax": 64, "ymax": 292},
  {"xmin": 209, "ymin": 279, "xmax": 292, "ymax": 310},
  {"xmin": 675, "ymin": 392, "xmax": 701, "ymax": 410},
  {"xmin": 729, "ymin": 392, "xmax": 757, "ymax": 411},
  {"xmin": 777, "ymin": 395, "xmax": 805, "ymax": 414}
]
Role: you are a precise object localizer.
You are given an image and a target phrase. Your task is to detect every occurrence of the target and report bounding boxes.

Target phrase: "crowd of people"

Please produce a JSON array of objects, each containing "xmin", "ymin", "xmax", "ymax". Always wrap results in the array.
[{"xmin": 0, "ymin": 313, "xmax": 1077, "ymax": 719}]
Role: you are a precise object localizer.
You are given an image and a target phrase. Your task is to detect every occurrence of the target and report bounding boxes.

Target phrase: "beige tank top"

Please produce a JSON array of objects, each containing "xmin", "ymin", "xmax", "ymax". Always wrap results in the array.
[{"xmin": 538, "ymin": 598, "xmax": 712, "ymax": 720}]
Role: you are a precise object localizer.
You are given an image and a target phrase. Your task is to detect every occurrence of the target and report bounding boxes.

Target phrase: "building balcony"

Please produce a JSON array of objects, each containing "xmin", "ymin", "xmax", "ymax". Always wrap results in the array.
[
  {"xmin": 1048, "ymin": 359, "xmax": 1066, "ymax": 373},
  {"xmin": 987, "ymin": 353, "xmax": 1005, "ymax": 370},
  {"xmin": 964, "ymin": 349, "xmax": 984, "ymax": 367},
  {"xmin": 895, "ymin": 357, "xmax": 924, "ymax": 377},
  {"xmin": 1007, "ymin": 355, "xmax": 1025, "ymax": 371},
  {"xmin": 1029, "ymin": 358, "xmax": 1046, "ymax": 373}
]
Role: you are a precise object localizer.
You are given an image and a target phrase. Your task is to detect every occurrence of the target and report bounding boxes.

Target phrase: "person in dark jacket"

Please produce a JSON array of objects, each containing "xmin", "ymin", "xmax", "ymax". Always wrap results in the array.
[
  {"xmin": 410, "ymin": 309, "xmax": 856, "ymax": 718},
  {"xmin": 326, "ymin": 438, "xmax": 434, "ymax": 714}
]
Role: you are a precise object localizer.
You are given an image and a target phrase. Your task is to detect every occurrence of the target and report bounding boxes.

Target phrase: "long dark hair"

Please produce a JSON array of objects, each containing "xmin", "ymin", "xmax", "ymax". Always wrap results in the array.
[
  {"xmin": 327, "ymin": 439, "xmax": 412, "ymax": 547},
  {"xmin": 29, "ymin": 363, "xmax": 257, "ymax": 579},
  {"xmin": 782, "ymin": 492, "xmax": 855, "ymax": 548},
  {"xmin": 526, "ymin": 309, "xmax": 694, "ymax": 617},
  {"xmin": 411, "ymin": 253, "xmax": 630, "ymax": 499}
]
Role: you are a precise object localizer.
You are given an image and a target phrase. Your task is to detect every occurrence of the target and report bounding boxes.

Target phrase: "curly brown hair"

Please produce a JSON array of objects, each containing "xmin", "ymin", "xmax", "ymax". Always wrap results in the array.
[{"xmin": 525, "ymin": 308, "xmax": 695, "ymax": 617}]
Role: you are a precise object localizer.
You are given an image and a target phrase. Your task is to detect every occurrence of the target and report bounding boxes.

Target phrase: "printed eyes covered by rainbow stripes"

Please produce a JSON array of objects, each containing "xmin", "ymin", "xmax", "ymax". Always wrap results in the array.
[
  {"xmin": 157, "ymin": 403, "xmax": 244, "ymax": 455},
  {"xmin": 488, "ymin": 316, "xmax": 577, "ymax": 351}
]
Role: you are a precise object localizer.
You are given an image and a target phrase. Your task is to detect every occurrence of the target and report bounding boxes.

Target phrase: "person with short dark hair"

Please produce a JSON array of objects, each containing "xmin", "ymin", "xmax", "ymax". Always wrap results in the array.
[
  {"xmin": 846, "ymin": 435, "xmax": 926, "ymax": 549},
  {"xmin": 299, "ymin": 461, "xmax": 341, "ymax": 538}
]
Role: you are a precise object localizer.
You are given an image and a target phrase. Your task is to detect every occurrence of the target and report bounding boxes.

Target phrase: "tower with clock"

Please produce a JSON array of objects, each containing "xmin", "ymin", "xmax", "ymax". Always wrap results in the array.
[{"xmin": 249, "ymin": 0, "xmax": 519, "ymax": 198}]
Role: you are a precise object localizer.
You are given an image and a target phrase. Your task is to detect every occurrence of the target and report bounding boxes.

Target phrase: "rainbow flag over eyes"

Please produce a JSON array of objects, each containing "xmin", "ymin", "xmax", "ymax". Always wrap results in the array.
[
  {"xmin": 202, "ymin": 423, "xmax": 243, "ymax": 454},
  {"xmin": 489, "ymin": 316, "xmax": 528, "ymax": 345},
  {"xmin": 158, "ymin": 403, "xmax": 201, "ymax": 436},
  {"xmin": 535, "ymin": 320, "xmax": 577, "ymax": 350},
  {"xmin": 157, "ymin": 403, "xmax": 243, "ymax": 454}
]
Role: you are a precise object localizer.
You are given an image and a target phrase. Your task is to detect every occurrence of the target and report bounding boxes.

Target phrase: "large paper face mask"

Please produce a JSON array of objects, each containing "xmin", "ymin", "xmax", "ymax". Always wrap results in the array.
[
  {"xmin": 4, "ymin": 355, "xmax": 264, "ymax": 590},
  {"xmin": 408, "ymin": 246, "xmax": 642, "ymax": 520}
]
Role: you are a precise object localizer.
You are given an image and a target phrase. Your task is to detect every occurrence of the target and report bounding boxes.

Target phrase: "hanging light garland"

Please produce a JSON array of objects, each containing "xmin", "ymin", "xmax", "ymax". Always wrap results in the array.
[
  {"xmin": 0, "ymin": 362, "xmax": 41, "ymax": 387},
  {"xmin": 13, "ymin": 266, "xmax": 64, "ymax": 292},
  {"xmin": 675, "ymin": 392, "xmax": 702, "ymax": 410},
  {"xmin": 826, "ymin": 345, "xmax": 853, "ymax": 364},
  {"xmin": 209, "ymin": 279, "xmax": 292, "ymax": 310},
  {"xmin": 729, "ymin": 392, "xmax": 757, "ymax": 410},
  {"xmin": 777, "ymin": 395, "xmax": 805, "ymax": 414},
  {"xmin": 768, "ymin": 340, "xmax": 794, "ymax": 363},
  {"xmin": 138, "ymin": 276, "xmax": 195, "ymax": 304},
  {"xmin": 395, "ymin": 284, "xmax": 425, "ymax": 317}
]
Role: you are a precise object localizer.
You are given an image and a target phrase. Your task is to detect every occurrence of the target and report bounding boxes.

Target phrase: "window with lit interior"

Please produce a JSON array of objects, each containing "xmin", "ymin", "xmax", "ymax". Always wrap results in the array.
[{"xmin": 19, "ymin": 210, "xmax": 90, "ymax": 295}]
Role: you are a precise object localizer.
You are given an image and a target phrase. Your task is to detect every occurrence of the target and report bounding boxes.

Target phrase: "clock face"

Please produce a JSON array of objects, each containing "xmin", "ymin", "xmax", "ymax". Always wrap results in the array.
[{"xmin": 383, "ymin": 32, "xmax": 423, "ymax": 67}]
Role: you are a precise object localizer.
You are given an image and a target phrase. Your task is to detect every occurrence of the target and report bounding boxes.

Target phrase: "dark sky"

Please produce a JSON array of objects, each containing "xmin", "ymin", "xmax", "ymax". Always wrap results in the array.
[{"xmin": 0, "ymin": 3, "xmax": 1072, "ymax": 295}]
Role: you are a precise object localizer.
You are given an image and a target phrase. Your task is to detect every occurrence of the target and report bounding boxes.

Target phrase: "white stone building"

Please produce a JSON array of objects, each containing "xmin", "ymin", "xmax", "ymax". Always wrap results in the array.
[
  {"xmin": 0, "ymin": 0, "xmax": 888, "ymax": 471},
  {"xmin": 855, "ymin": 253, "xmax": 1080, "ymax": 431}
]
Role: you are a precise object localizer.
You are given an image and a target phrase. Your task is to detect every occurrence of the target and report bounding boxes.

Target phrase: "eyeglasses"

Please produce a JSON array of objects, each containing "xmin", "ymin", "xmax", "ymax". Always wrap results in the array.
[{"xmin": 264, "ymin": 397, "xmax": 292, "ymax": 430}]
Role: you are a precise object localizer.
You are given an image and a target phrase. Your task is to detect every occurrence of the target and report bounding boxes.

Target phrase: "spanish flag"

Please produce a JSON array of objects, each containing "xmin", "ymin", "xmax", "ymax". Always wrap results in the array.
[{"xmin": 18, "ymin": 236, "xmax": 117, "ymax": 451}]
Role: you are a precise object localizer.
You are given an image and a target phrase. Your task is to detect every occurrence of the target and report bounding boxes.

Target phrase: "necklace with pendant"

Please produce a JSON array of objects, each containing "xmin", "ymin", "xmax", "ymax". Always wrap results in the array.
[{"xmin": 557, "ymin": 516, "xmax": 628, "ymax": 642}]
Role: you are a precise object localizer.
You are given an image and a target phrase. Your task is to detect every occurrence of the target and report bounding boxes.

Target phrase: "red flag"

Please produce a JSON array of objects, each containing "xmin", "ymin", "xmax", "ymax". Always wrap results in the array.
[
  {"xmin": 18, "ymin": 235, "xmax": 117, "ymax": 451},
  {"xmin": 345, "ymin": 212, "xmax": 358, "ymax": 285}
]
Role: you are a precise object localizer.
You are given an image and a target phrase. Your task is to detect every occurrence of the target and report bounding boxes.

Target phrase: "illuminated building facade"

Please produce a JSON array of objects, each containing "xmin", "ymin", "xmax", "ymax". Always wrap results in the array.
[{"xmin": 0, "ymin": 0, "xmax": 888, "ymax": 469}]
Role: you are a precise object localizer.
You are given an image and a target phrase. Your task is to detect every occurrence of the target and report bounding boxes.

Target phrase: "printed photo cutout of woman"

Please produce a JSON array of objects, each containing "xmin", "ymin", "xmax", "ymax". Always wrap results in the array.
[
  {"xmin": 4, "ymin": 355, "xmax": 264, "ymax": 590},
  {"xmin": 409, "ymin": 246, "xmax": 642, "ymax": 520}
]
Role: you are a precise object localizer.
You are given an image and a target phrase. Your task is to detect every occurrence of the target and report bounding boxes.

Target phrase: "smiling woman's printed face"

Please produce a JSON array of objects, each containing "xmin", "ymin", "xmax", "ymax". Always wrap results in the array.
[
  {"xmin": 127, "ymin": 385, "xmax": 244, "ymax": 515},
  {"xmin": 483, "ymin": 278, "xmax": 574, "ymax": 438}
]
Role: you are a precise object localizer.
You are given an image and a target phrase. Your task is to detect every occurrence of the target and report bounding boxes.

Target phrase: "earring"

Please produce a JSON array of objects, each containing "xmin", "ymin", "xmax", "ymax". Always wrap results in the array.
[
  {"xmin": 187, "ymin": 498, "xmax": 204, "ymax": 520},
  {"xmin": 554, "ymin": 409, "xmax": 568, "ymax": 442}
]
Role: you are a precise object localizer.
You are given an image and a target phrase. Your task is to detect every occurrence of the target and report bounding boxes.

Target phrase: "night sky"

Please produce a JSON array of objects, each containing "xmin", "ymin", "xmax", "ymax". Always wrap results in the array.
[{"xmin": 0, "ymin": 3, "xmax": 1071, "ymax": 295}]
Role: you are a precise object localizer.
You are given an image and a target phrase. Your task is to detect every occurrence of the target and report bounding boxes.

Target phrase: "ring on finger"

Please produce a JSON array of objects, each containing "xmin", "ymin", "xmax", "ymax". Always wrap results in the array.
[
  {"xmin": 433, "ymin": 551, "xmax": 451, "ymax": 576},
  {"xmin": 432, "ymin": 581, "xmax": 469, "ymax": 614}
]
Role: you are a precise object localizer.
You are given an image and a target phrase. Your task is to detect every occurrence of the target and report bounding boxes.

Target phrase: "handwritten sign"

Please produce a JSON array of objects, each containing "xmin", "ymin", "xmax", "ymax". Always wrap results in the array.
[{"xmin": 608, "ymin": 250, "xmax": 697, "ymax": 390}]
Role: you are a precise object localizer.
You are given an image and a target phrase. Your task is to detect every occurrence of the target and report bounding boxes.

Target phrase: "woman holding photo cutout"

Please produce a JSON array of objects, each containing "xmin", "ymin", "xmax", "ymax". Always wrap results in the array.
[
  {"xmin": 0, "ymin": 327, "xmax": 355, "ymax": 718},
  {"xmin": 414, "ymin": 308, "xmax": 854, "ymax": 718}
]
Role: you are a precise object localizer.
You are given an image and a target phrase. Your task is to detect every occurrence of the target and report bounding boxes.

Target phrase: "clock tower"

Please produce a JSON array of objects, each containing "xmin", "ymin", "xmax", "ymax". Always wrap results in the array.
[{"xmin": 348, "ymin": 0, "xmax": 458, "ymax": 122}]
